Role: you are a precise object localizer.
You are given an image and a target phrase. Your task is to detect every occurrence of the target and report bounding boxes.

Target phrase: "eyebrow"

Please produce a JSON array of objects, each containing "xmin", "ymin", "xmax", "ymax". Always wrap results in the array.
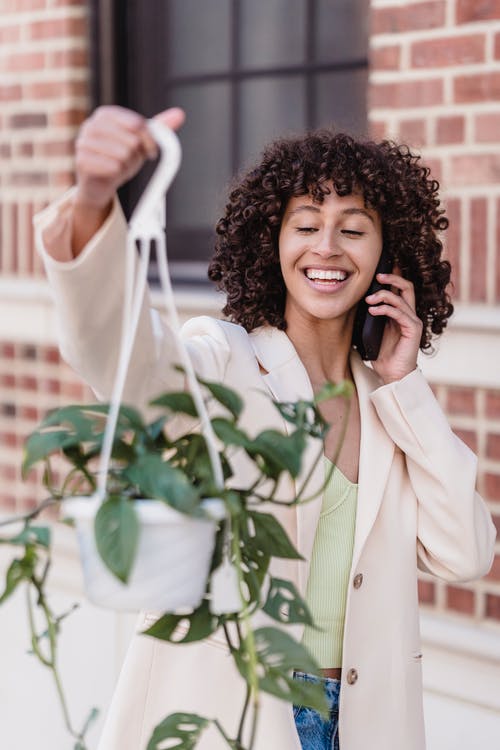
[{"xmin": 287, "ymin": 205, "xmax": 375, "ymax": 225}]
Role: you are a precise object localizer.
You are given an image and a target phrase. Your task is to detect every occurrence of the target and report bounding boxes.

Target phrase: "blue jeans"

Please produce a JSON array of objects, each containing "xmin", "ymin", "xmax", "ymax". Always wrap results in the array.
[{"xmin": 293, "ymin": 671, "xmax": 340, "ymax": 750}]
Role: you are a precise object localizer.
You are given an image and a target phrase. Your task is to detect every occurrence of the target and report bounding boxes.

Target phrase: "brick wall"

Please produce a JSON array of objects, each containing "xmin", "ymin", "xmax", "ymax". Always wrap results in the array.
[
  {"xmin": 369, "ymin": 0, "xmax": 500, "ymax": 624},
  {"xmin": 0, "ymin": 0, "xmax": 89, "ymax": 276},
  {"xmin": 0, "ymin": 0, "xmax": 499, "ymax": 629}
]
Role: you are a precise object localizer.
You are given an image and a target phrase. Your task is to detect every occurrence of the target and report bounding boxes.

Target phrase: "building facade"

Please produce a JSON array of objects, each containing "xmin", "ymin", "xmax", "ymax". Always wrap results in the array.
[{"xmin": 0, "ymin": 0, "xmax": 499, "ymax": 747}]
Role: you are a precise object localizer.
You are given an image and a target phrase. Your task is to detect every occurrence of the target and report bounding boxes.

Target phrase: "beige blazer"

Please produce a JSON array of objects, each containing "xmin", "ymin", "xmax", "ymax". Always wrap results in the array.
[{"xmin": 35, "ymin": 198, "xmax": 496, "ymax": 750}]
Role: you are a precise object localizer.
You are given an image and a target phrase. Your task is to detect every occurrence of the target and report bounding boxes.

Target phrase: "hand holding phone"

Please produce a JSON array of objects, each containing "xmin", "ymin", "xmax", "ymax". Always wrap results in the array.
[{"xmin": 353, "ymin": 250, "xmax": 393, "ymax": 361}]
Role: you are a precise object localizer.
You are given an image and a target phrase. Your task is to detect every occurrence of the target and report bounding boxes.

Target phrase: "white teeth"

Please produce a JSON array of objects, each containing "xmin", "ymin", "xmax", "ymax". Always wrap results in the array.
[{"xmin": 305, "ymin": 268, "xmax": 347, "ymax": 281}]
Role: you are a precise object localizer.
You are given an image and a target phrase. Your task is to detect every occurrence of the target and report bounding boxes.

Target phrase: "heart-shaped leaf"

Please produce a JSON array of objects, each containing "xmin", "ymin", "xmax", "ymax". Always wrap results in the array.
[
  {"xmin": 94, "ymin": 496, "xmax": 139, "ymax": 583},
  {"xmin": 263, "ymin": 577, "xmax": 314, "ymax": 626},
  {"xmin": 146, "ymin": 712, "xmax": 209, "ymax": 750}
]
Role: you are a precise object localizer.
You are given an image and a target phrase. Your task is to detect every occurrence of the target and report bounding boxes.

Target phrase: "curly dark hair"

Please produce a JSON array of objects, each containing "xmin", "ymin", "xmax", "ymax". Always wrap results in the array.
[{"xmin": 208, "ymin": 130, "xmax": 453, "ymax": 352}]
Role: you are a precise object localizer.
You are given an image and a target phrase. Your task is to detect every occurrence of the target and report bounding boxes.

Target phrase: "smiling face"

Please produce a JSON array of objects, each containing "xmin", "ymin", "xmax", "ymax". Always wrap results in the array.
[{"xmin": 278, "ymin": 188, "xmax": 383, "ymax": 331}]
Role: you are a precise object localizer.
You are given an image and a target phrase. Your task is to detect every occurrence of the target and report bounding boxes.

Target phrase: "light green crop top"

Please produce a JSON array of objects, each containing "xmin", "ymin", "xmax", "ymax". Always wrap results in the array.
[{"xmin": 301, "ymin": 457, "xmax": 358, "ymax": 669}]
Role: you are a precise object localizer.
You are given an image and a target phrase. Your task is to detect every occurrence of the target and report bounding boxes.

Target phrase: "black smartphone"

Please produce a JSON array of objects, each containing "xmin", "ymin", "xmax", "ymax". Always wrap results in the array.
[{"xmin": 353, "ymin": 249, "xmax": 393, "ymax": 361}]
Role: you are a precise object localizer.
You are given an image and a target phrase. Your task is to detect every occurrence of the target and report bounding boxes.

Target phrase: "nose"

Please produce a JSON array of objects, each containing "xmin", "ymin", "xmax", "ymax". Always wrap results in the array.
[{"xmin": 312, "ymin": 227, "xmax": 341, "ymax": 258}]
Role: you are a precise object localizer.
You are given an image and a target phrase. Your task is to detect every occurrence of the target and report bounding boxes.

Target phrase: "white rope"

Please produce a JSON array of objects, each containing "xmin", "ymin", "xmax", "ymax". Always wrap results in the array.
[{"xmin": 96, "ymin": 120, "xmax": 224, "ymax": 502}]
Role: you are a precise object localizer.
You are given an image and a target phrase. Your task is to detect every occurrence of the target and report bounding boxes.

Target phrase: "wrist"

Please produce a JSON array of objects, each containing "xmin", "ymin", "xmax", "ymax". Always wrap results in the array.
[{"xmin": 71, "ymin": 192, "xmax": 114, "ymax": 258}]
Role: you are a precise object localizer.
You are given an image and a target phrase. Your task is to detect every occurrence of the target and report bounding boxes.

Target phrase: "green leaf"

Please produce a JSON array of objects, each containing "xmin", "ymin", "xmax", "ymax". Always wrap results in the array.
[
  {"xmin": 94, "ymin": 496, "xmax": 139, "ymax": 583},
  {"xmin": 248, "ymin": 511, "xmax": 303, "ymax": 560},
  {"xmin": 0, "ymin": 548, "xmax": 37, "ymax": 605},
  {"xmin": 22, "ymin": 430, "xmax": 75, "ymax": 476},
  {"xmin": 247, "ymin": 429, "xmax": 305, "ymax": 479},
  {"xmin": 146, "ymin": 712, "xmax": 209, "ymax": 750},
  {"xmin": 263, "ymin": 577, "xmax": 314, "ymax": 626},
  {"xmin": 0, "ymin": 525, "xmax": 51, "ymax": 549},
  {"xmin": 235, "ymin": 627, "xmax": 327, "ymax": 715},
  {"xmin": 199, "ymin": 379, "xmax": 243, "ymax": 420},
  {"xmin": 211, "ymin": 418, "xmax": 250, "ymax": 448},
  {"xmin": 124, "ymin": 454, "xmax": 201, "ymax": 515},
  {"xmin": 314, "ymin": 379, "xmax": 354, "ymax": 404},
  {"xmin": 150, "ymin": 392, "xmax": 198, "ymax": 417},
  {"xmin": 143, "ymin": 600, "xmax": 219, "ymax": 643}
]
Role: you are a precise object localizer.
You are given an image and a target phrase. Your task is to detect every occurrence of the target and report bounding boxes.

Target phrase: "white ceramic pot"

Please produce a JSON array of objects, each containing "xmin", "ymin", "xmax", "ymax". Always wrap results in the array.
[{"xmin": 66, "ymin": 496, "xmax": 225, "ymax": 613}]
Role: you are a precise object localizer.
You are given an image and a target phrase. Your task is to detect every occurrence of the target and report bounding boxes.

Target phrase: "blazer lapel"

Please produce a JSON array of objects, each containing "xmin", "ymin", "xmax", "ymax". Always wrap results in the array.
[
  {"xmin": 349, "ymin": 353, "xmax": 395, "ymax": 572},
  {"xmin": 249, "ymin": 327, "xmax": 324, "ymax": 596}
]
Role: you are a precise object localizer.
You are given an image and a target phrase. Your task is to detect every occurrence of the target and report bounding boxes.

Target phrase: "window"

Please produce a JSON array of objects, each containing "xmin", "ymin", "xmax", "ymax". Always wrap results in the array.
[{"xmin": 92, "ymin": 0, "xmax": 369, "ymax": 284}]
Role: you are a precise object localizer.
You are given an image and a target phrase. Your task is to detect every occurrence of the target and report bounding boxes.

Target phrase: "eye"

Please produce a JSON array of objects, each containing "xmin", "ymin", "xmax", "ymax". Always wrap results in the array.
[
  {"xmin": 341, "ymin": 229, "xmax": 365, "ymax": 237},
  {"xmin": 296, "ymin": 227, "xmax": 318, "ymax": 234}
]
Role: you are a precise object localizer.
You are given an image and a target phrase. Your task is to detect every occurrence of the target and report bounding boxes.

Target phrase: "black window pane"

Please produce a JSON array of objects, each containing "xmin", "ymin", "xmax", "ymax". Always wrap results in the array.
[
  {"xmin": 239, "ymin": 0, "xmax": 307, "ymax": 69},
  {"xmin": 313, "ymin": 70, "xmax": 367, "ymax": 135},
  {"xmin": 167, "ymin": 0, "xmax": 231, "ymax": 76},
  {"xmin": 166, "ymin": 83, "xmax": 231, "ymax": 263},
  {"xmin": 239, "ymin": 76, "xmax": 306, "ymax": 165},
  {"xmin": 314, "ymin": 0, "xmax": 369, "ymax": 64}
]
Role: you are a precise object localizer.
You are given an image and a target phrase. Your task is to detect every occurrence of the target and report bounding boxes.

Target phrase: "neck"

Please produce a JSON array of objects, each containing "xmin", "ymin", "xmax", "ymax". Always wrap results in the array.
[{"xmin": 284, "ymin": 311, "xmax": 355, "ymax": 389}]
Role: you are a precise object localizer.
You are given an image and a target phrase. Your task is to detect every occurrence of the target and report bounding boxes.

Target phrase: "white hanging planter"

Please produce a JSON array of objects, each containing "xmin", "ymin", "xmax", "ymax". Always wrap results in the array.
[
  {"xmin": 69, "ymin": 121, "xmax": 241, "ymax": 616},
  {"xmin": 68, "ymin": 496, "xmax": 226, "ymax": 612}
]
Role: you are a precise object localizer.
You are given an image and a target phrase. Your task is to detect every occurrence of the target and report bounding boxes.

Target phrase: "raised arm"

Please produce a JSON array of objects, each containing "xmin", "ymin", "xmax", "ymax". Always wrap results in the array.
[{"xmin": 34, "ymin": 106, "xmax": 226, "ymax": 408}]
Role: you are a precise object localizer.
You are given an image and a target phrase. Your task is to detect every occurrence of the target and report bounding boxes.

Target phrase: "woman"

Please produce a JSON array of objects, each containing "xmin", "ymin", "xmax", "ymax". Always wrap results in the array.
[{"xmin": 35, "ymin": 106, "xmax": 496, "ymax": 750}]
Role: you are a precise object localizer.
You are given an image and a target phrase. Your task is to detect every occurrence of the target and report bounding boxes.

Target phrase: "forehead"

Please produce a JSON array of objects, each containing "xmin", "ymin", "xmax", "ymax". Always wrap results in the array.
[{"xmin": 284, "ymin": 189, "xmax": 380, "ymax": 225}]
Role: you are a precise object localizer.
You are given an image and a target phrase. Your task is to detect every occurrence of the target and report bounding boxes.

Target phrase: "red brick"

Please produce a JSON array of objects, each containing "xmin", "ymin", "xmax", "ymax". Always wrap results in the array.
[
  {"xmin": 451, "ymin": 154, "xmax": 500, "ymax": 186},
  {"xmin": 475, "ymin": 113, "xmax": 500, "ymax": 143},
  {"xmin": 492, "ymin": 515, "xmax": 500, "ymax": 535},
  {"xmin": 486, "ymin": 593, "xmax": 500, "ymax": 620},
  {"xmin": 39, "ymin": 140, "xmax": 74, "ymax": 157},
  {"xmin": 411, "ymin": 34, "xmax": 485, "ymax": 68},
  {"xmin": 50, "ymin": 108, "xmax": 87, "ymax": 127},
  {"xmin": 371, "ymin": 79, "xmax": 443, "ymax": 109},
  {"xmin": 436, "ymin": 116, "xmax": 465, "ymax": 145},
  {"xmin": 40, "ymin": 378, "xmax": 61, "ymax": 395},
  {"xmin": 5, "ymin": 52, "xmax": 45, "ymax": 73},
  {"xmin": 454, "ymin": 72, "xmax": 500, "ymax": 103},
  {"xmin": 15, "ymin": 143, "xmax": 33, "ymax": 158},
  {"xmin": 48, "ymin": 48, "xmax": 89, "ymax": 68},
  {"xmin": 9, "ymin": 113, "xmax": 47, "ymax": 129},
  {"xmin": 370, "ymin": 45, "xmax": 401, "ymax": 71},
  {"xmin": 485, "ymin": 472, "xmax": 500, "ymax": 500},
  {"xmin": 486, "ymin": 554, "xmax": 500, "ymax": 581},
  {"xmin": 444, "ymin": 198, "xmax": 461, "ymax": 298},
  {"xmin": 10, "ymin": 172, "xmax": 49, "ymax": 187},
  {"xmin": 423, "ymin": 157, "xmax": 442, "ymax": 183},
  {"xmin": 418, "ymin": 579, "xmax": 435, "ymax": 604},
  {"xmin": 495, "ymin": 32, "xmax": 500, "ymax": 59},
  {"xmin": 61, "ymin": 381, "xmax": 85, "ymax": 399},
  {"xmin": 454, "ymin": 428, "xmax": 478, "ymax": 453},
  {"xmin": 486, "ymin": 390, "xmax": 500, "ymax": 418},
  {"xmin": 0, "ymin": 25, "xmax": 20, "ymax": 43},
  {"xmin": 372, "ymin": 1, "xmax": 445, "ymax": 34},
  {"xmin": 18, "ymin": 375, "xmax": 38, "ymax": 391},
  {"xmin": 1, "ymin": 343, "xmax": 15, "ymax": 359},
  {"xmin": 397, "ymin": 119, "xmax": 426, "ymax": 146},
  {"xmin": 0, "ymin": 432, "xmax": 17, "ymax": 448},
  {"xmin": 43, "ymin": 346, "xmax": 61, "ymax": 364},
  {"xmin": 369, "ymin": 121, "xmax": 387, "ymax": 140},
  {"xmin": 0, "ymin": 374, "xmax": 15, "ymax": 387},
  {"xmin": 28, "ymin": 17, "xmax": 87, "ymax": 40},
  {"xmin": 497, "ymin": 199, "xmax": 500, "ymax": 302},
  {"xmin": 0, "ymin": 143, "xmax": 11, "ymax": 158},
  {"xmin": 469, "ymin": 198, "xmax": 487, "ymax": 302},
  {"xmin": 457, "ymin": 0, "xmax": 500, "ymax": 23},
  {"xmin": 19, "ymin": 406, "xmax": 39, "ymax": 421},
  {"xmin": 446, "ymin": 585, "xmax": 475, "ymax": 614},
  {"xmin": 486, "ymin": 433, "xmax": 500, "ymax": 460},
  {"xmin": 0, "ymin": 465, "xmax": 17, "ymax": 482},
  {"xmin": 0, "ymin": 85, "xmax": 22, "ymax": 102},
  {"xmin": 447, "ymin": 386, "xmax": 476, "ymax": 415}
]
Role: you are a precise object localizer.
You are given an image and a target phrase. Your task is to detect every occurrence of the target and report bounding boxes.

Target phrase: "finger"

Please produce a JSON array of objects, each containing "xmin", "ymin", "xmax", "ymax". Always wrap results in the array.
[
  {"xmin": 365, "ymin": 289, "xmax": 418, "ymax": 318},
  {"xmin": 80, "ymin": 120, "xmax": 145, "ymax": 153},
  {"xmin": 76, "ymin": 134, "xmax": 142, "ymax": 166},
  {"xmin": 376, "ymin": 272, "xmax": 416, "ymax": 309},
  {"xmin": 154, "ymin": 107, "xmax": 186, "ymax": 131},
  {"xmin": 368, "ymin": 303, "xmax": 423, "ymax": 335}
]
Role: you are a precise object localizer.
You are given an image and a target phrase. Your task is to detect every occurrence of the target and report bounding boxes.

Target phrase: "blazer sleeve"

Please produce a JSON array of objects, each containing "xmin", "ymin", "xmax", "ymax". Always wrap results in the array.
[
  {"xmin": 370, "ymin": 368, "xmax": 496, "ymax": 582},
  {"xmin": 33, "ymin": 191, "xmax": 230, "ymax": 409}
]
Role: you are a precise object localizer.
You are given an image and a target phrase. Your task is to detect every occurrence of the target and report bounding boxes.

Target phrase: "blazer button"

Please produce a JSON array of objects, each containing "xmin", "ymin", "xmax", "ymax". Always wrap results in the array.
[
  {"xmin": 346, "ymin": 668, "xmax": 358, "ymax": 685},
  {"xmin": 353, "ymin": 573, "xmax": 363, "ymax": 589}
]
